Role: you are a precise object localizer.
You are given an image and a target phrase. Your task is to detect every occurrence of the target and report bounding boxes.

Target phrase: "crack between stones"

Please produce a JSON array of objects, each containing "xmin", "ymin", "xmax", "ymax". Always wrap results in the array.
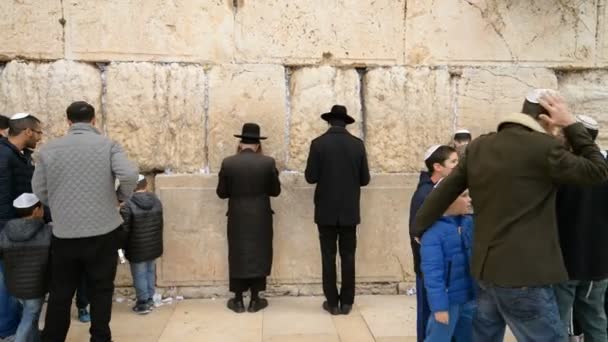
[
  {"xmin": 203, "ymin": 67, "xmax": 210, "ymax": 174},
  {"xmin": 356, "ymin": 67, "xmax": 367, "ymax": 142},
  {"xmin": 483, "ymin": 68, "xmax": 537, "ymax": 89},
  {"xmin": 449, "ymin": 69, "xmax": 462, "ymax": 132},
  {"xmin": 96, "ymin": 63, "xmax": 109, "ymax": 135},
  {"xmin": 596, "ymin": 0, "xmax": 604, "ymax": 64},
  {"xmin": 284, "ymin": 66, "xmax": 293, "ymax": 171},
  {"xmin": 59, "ymin": 0, "xmax": 67, "ymax": 58}
]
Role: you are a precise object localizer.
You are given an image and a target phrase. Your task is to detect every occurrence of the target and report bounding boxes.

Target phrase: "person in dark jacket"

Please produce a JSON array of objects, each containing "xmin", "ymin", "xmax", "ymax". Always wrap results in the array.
[
  {"xmin": 0, "ymin": 113, "xmax": 43, "ymax": 339},
  {"xmin": 120, "ymin": 174, "xmax": 164, "ymax": 315},
  {"xmin": 413, "ymin": 90, "xmax": 608, "ymax": 341},
  {"xmin": 421, "ymin": 191, "xmax": 475, "ymax": 341},
  {"xmin": 409, "ymin": 145, "xmax": 458, "ymax": 341},
  {"xmin": 554, "ymin": 114, "xmax": 608, "ymax": 342},
  {"xmin": 217, "ymin": 123, "xmax": 281, "ymax": 314},
  {"xmin": 0, "ymin": 115, "xmax": 9, "ymax": 138},
  {"xmin": 0, "ymin": 193, "xmax": 51, "ymax": 342},
  {"xmin": 304, "ymin": 105, "xmax": 371, "ymax": 316}
]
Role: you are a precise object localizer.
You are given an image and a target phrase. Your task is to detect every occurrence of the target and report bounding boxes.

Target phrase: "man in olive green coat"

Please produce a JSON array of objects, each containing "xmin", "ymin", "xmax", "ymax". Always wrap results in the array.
[{"xmin": 413, "ymin": 90, "xmax": 608, "ymax": 342}]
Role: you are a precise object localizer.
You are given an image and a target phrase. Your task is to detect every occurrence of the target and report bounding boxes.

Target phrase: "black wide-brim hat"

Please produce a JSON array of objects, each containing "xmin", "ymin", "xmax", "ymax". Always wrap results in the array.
[
  {"xmin": 234, "ymin": 123, "xmax": 267, "ymax": 143},
  {"xmin": 321, "ymin": 105, "xmax": 355, "ymax": 124}
]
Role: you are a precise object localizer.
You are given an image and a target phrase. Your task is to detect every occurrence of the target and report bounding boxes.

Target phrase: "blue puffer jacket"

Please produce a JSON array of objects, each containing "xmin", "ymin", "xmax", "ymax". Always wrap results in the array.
[
  {"xmin": 421, "ymin": 215, "xmax": 475, "ymax": 312},
  {"xmin": 0, "ymin": 137, "xmax": 34, "ymax": 231}
]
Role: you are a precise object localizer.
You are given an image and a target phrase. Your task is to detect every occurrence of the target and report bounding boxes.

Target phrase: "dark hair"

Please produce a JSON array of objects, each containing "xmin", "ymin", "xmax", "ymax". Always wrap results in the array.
[
  {"xmin": 237, "ymin": 142, "xmax": 263, "ymax": 154},
  {"xmin": 425, "ymin": 145, "xmax": 457, "ymax": 174},
  {"xmin": 521, "ymin": 99, "xmax": 548, "ymax": 119},
  {"xmin": 453, "ymin": 133, "xmax": 471, "ymax": 142},
  {"xmin": 8, "ymin": 115, "xmax": 41, "ymax": 136},
  {"xmin": 0, "ymin": 115, "xmax": 9, "ymax": 130},
  {"xmin": 136, "ymin": 178, "xmax": 148, "ymax": 191},
  {"xmin": 15, "ymin": 201, "xmax": 42, "ymax": 218},
  {"xmin": 67, "ymin": 101, "xmax": 95, "ymax": 123}
]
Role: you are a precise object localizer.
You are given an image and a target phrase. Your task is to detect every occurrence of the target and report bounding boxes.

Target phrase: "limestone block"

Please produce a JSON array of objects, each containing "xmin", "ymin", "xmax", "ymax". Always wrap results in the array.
[
  {"xmin": 456, "ymin": 67, "xmax": 557, "ymax": 137},
  {"xmin": 64, "ymin": 0, "xmax": 234, "ymax": 63},
  {"xmin": 558, "ymin": 70, "xmax": 608, "ymax": 147},
  {"xmin": 208, "ymin": 64, "xmax": 287, "ymax": 172},
  {"xmin": 0, "ymin": 0, "xmax": 63, "ymax": 60},
  {"xmin": 0, "ymin": 60, "xmax": 102, "ymax": 139},
  {"xmin": 154, "ymin": 173, "xmax": 416, "ymax": 287},
  {"xmin": 235, "ymin": 0, "xmax": 406, "ymax": 65},
  {"xmin": 364, "ymin": 67, "xmax": 453, "ymax": 173},
  {"xmin": 405, "ymin": 0, "xmax": 597, "ymax": 65},
  {"xmin": 105, "ymin": 63, "xmax": 206, "ymax": 173},
  {"xmin": 288, "ymin": 67, "xmax": 363, "ymax": 171}
]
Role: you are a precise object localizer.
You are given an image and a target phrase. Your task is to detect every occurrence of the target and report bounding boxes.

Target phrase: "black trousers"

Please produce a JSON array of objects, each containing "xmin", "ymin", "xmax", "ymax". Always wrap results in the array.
[
  {"xmin": 42, "ymin": 228, "xmax": 120, "ymax": 342},
  {"xmin": 76, "ymin": 275, "xmax": 88, "ymax": 310},
  {"xmin": 318, "ymin": 225, "xmax": 357, "ymax": 307},
  {"xmin": 229, "ymin": 277, "xmax": 267, "ymax": 293}
]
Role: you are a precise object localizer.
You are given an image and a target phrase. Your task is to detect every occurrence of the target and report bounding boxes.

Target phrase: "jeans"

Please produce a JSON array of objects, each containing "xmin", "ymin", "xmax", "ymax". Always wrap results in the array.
[
  {"xmin": 554, "ymin": 280, "xmax": 608, "ymax": 342},
  {"xmin": 425, "ymin": 301, "xmax": 475, "ymax": 342},
  {"xmin": 15, "ymin": 298, "xmax": 43, "ymax": 342},
  {"xmin": 0, "ymin": 261, "xmax": 21, "ymax": 338},
  {"xmin": 318, "ymin": 225, "xmax": 357, "ymax": 307},
  {"xmin": 473, "ymin": 282, "xmax": 567, "ymax": 342},
  {"xmin": 416, "ymin": 274, "xmax": 431, "ymax": 342},
  {"xmin": 42, "ymin": 228, "xmax": 120, "ymax": 342},
  {"xmin": 75, "ymin": 276, "xmax": 88, "ymax": 310},
  {"xmin": 129, "ymin": 260, "xmax": 156, "ymax": 302}
]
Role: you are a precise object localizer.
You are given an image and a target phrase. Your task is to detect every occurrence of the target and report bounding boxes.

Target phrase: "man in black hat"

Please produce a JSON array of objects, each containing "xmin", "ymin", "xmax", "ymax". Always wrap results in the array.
[
  {"xmin": 217, "ymin": 123, "xmax": 281, "ymax": 313},
  {"xmin": 305, "ymin": 105, "xmax": 371, "ymax": 315}
]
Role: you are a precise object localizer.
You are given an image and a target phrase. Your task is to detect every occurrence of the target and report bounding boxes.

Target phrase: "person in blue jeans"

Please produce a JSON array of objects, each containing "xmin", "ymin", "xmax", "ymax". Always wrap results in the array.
[
  {"xmin": 120, "ymin": 175, "xmax": 163, "ymax": 315},
  {"xmin": 0, "ymin": 261, "xmax": 21, "ymax": 340},
  {"xmin": 409, "ymin": 145, "xmax": 458, "ymax": 341},
  {"xmin": 421, "ymin": 190, "xmax": 475, "ymax": 341},
  {"xmin": 0, "ymin": 194, "xmax": 52, "ymax": 342}
]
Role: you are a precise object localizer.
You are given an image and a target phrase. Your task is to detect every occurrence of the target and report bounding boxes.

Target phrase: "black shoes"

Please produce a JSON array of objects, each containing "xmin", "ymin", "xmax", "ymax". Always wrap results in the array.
[
  {"xmin": 132, "ymin": 300, "xmax": 151, "ymax": 315},
  {"xmin": 340, "ymin": 304, "xmax": 352, "ymax": 315},
  {"xmin": 248, "ymin": 298, "xmax": 269, "ymax": 313},
  {"xmin": 322, "ymin": 301, "xmax": 341, "ymax": 315},
  {"xmin": 227, "ymin": 298, "xmax": 246, "ymax": 313}
]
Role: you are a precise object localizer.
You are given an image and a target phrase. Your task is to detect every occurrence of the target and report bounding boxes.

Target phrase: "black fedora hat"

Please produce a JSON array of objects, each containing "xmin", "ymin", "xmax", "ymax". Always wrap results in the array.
[
  {"xmin": 321, "ymin": 105, "xmax": 355, "ymax": 124},
  {"xmin": 234, "ymin": 123, "xmax": 267, "ymax": 143}
]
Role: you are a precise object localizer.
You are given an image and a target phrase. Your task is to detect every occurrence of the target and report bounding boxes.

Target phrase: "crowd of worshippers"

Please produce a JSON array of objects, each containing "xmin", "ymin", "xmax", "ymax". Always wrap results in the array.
[{"xmin": 0, "ymin": 87, "xmax": 608, "ymax": 342}]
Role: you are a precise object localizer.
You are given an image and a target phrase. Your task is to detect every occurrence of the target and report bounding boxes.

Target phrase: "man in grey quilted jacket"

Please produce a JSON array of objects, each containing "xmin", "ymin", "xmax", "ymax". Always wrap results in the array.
[{"xmin": 33, "ymin": 101, "xmax": 138, "ymax": 342}]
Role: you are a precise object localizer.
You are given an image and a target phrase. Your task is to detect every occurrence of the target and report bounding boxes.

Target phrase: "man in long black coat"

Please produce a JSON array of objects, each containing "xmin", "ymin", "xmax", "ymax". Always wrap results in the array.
[
  {"xmin": 305, "ymin": 105, "xmax": 371, "ymax": 315},
  {"xmin": 217, "ymin": 123, "xmax": 281, "ymax": 313}
]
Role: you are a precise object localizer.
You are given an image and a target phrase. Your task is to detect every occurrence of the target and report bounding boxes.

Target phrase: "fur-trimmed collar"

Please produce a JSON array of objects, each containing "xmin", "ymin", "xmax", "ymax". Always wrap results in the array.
[{"xmin": 498, "ymin": 113, "xmax": 546, "ymax": 134}]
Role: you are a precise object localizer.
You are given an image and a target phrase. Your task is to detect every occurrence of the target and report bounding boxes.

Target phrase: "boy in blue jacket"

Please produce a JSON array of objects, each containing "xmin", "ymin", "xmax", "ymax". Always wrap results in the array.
[{"xmin": 421, "ymin": 190, "xmax": 475, "ymax": 341}]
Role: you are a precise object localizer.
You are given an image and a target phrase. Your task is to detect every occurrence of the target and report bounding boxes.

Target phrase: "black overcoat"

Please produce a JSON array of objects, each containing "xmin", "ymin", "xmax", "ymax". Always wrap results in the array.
[
  {"xmin": 216, "ymin": 149, "xmax": 281, "ymax": 279},
  {"xmin": 304, "ymin": 126, "xmax": 371, "ymax": 226}
]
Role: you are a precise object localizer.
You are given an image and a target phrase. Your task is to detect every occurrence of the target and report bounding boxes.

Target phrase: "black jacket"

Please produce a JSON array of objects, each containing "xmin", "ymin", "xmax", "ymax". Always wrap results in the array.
[
  {"xmin": 409, "ymin": 171, "xmax": 435, "ymax": 275},
  {"xmin": 556, "ymin": 153, "xmax": 608, "ymax": 281},
  {"xmin": 0, "ymin": 218, "xmax": 51, "ymax": 299},
  {"xmin": 0, "ymin": 138, "xmax": 34, "ymax": 230},
  {"xmin": 305, "ymin": 126, "xmax": 370, "ymax": 226},
  {"xmin": 217, "ymin": 150, "xmax": 281, "ymax": 279},
  {"xmin": 120, "ymin": 192, "xmax": 164, "ymax": 263}
]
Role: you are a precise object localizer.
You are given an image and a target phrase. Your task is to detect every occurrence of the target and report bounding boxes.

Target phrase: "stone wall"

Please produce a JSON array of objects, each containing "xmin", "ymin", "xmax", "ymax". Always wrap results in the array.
[{"xmin": 2, "ymin": 0, "xmax": 608, "ymax": 296}]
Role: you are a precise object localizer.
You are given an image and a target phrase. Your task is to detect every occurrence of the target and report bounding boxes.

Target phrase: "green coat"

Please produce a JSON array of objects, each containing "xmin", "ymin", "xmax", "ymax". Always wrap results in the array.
[{"xmin": 413, "ymin": 113, "xmax": 608, "ymax": 287}]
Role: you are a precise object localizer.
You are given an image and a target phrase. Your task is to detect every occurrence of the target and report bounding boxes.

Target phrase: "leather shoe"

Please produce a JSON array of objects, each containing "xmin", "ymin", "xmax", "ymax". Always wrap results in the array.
[
  {"xmin": 227, "ymin": 298, "xmax": 245, "ymax": 313},
  {"xmin": 248, "ymin": 298, "xmax": 269, "ymax": 313},
  {"xmin": 340, "ymin": 304, "xmax": 352, "ymax": 315},
  {"xmin": 322, "ymin": 301, "xmax": 340, "ymax": 315}
]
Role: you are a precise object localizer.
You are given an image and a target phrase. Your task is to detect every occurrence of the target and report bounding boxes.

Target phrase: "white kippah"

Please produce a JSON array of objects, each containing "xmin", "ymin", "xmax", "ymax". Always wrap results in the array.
[
  {"xmin": 525, "ymin": 89, "xmax": 557, "ymax": 104},
  {"xmin": 576, "ymin": 115, "xmax": 599, "ymax": 131},
  {"xmin": 424, "ymin": 145, "xmax": 442, "ymax": 161},
  {"xmin": 138, "ymin": 174, "xmax": 145, "ymax": 182},
  {"xmin": 13, "ymin": 193, "xmax": 40, "ymax": 209},
  {"xmin": 454, "ymin": 129, "xmax": 471, "ymax": 135},
  {"xmin": 10, "ymin": 113, "xmax": 31, "ymax": 120}
]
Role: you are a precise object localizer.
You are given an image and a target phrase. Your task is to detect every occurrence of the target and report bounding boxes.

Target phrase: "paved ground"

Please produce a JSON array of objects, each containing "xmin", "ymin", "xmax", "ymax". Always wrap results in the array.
[{"xmin": 51, "ymin": 295, "xmax": 517, "ymax": 341}]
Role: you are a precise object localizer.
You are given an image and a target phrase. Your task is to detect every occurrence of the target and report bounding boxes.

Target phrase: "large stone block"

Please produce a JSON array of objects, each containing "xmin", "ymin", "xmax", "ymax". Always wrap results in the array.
[
  {"xmin": 288, "ymin": 67, "xmax": 363, "ymax": 171},
  {"xmin": 154, "ymin": 173, "xmax": 416, "ymax": 287},
  {"xmin": 207, "ymin": 64, "xmax": 287, "ymax": 172},
  {"xmin": 0, "ymin": 60, "xmax": 101, "ymax": 139},
  {"xmin": 405, "ymin": 0, "xmax": 597, "ymax": 65},
  {"xmin": 0, "ymin": 0, "xmax": 63, "ymax": 60},
  {"xmin": 64, "ymin": 0, "xmax": 234, "ymax": 63},
  {"xmin": 599, "ymin": 1, "xmax": 608, "ymax": 64},
  {"xmin": 456, "ymin": 67, "xmax": 557, "ymax": 137},
  {"xmin": 234, "ymin": 0, "xmax": 406, "ymax": 65},
  {"xmin": 364, "ymin": 67, "xmax": 453, "ymax": 173},
  {"xmin": 105, "ymin": 62, "xmax": 206, "ymax": 173},
  {"xmin": 558, "ymin": 70, "xmax": 608, "ymax": 147}
]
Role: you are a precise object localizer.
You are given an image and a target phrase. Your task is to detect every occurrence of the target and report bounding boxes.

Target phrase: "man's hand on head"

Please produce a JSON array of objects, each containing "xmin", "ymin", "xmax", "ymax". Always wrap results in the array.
[{"xmin": 538, "ymin": 93, "xmax": 576, "ymax": 129}]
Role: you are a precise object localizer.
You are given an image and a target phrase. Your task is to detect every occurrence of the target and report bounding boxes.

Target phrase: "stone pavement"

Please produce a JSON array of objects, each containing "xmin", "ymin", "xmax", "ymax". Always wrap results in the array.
[{"xmin": 56, "ymin": 295, "xmax": 517, "ymax": 342}]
